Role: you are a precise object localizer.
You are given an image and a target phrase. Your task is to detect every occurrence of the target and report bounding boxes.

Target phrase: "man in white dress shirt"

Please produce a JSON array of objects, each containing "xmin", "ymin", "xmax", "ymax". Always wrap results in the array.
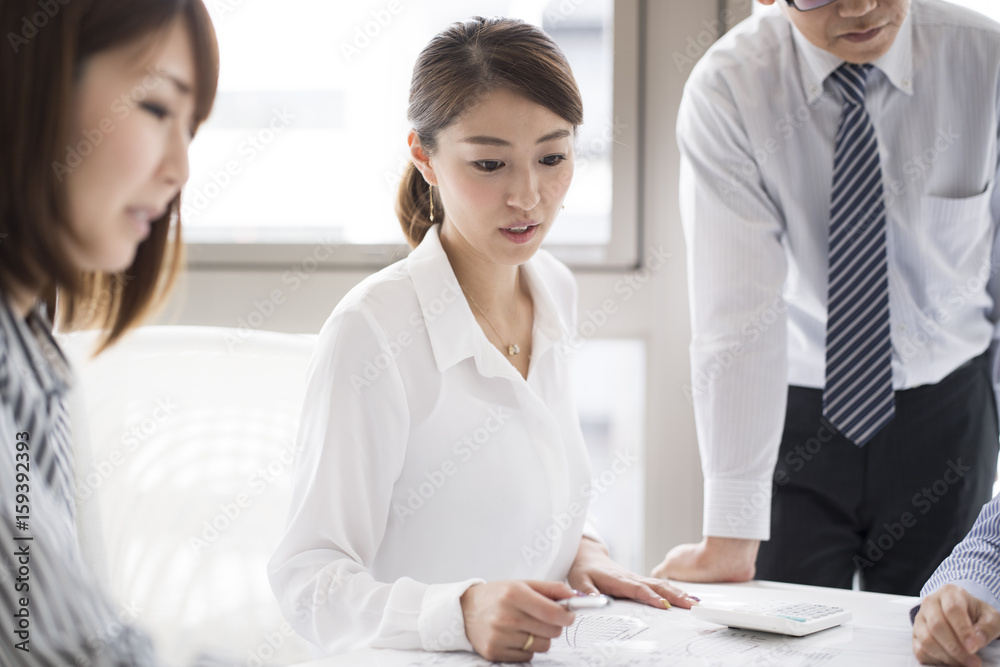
[{"xmin": 654, "ymin": 0, "xmax": 1000, "ymax": 596}]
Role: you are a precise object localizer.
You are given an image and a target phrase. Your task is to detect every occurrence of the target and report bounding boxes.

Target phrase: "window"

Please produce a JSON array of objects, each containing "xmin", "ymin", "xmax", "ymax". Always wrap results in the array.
[{"xmin": 184, "ymin": 0, "xmax": 640, "ymax": 268}]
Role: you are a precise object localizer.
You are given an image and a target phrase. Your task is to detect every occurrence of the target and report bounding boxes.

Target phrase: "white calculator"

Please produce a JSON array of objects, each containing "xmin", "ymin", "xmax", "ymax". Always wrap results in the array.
[{"xmin": 692, "ymin": 600, "xmax": 852, "ymax": 636}]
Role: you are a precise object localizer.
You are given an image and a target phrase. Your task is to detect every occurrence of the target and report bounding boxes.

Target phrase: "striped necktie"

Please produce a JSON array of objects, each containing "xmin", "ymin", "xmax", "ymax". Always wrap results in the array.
[{"xmin": 822, "ymin": 63, "xmax": 895, "ymax": 446}]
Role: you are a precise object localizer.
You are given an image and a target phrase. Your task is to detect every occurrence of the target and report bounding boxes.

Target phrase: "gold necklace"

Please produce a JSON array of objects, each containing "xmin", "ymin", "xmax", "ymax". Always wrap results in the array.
[{"xmin": 460, "ymin": 284, "xmax": 521, "ymax": 356}]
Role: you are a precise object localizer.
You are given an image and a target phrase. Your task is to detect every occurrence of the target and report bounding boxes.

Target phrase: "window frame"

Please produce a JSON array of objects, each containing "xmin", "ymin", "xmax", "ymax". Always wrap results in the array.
[{"xmin": 184, "ymin": 0, "xmax": 643, "ymax": 272}]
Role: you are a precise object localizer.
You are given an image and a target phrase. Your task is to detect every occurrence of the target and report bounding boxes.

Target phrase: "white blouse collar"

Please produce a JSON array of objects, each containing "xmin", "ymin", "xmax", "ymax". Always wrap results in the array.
[{"xmin": 406, "ymin": 225, "xmax": 572, "ymax": 377}]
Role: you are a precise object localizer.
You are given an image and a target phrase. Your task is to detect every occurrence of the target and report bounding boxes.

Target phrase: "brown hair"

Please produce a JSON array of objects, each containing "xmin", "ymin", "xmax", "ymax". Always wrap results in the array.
[
  {"xmin": 395, "ymin": 16, "xmax": 583, "ymax": 248},
  {"xmin": 0, "ymin": 0, "xmax": 219, "ymax": 351}
]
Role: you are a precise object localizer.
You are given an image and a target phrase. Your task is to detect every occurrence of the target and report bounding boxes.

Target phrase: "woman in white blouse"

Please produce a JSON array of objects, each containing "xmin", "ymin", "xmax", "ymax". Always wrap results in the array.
[{"xmin": 268, "ymin": 16, "xmax": 696, "ymax": 663}]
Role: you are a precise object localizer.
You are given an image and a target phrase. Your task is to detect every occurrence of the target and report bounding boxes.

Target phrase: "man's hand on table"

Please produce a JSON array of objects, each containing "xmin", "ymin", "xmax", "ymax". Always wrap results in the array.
[
  {"xmin": 651, "ymin": 537, "xmax": 760, "ymax": 582},
  {"xmin": 913, "ymin": 584, "xmax": 1000, "ymax": 666}
]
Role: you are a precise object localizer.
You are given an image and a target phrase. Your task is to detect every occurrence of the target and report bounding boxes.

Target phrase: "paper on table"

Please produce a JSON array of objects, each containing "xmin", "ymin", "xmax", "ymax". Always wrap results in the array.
[
  {"xmin": 550, "ymin": 614, "xmax": 648, "ymax": 649},
  {"xmin": 292, "ymin": 584, "xmax": 1000, "ymax": 666}
]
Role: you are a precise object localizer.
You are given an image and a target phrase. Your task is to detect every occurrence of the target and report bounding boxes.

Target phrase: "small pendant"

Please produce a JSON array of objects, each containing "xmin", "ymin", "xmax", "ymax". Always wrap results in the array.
[{"xmin": 508, "ymin": 344, "xmax": 520, "ymax": 356}]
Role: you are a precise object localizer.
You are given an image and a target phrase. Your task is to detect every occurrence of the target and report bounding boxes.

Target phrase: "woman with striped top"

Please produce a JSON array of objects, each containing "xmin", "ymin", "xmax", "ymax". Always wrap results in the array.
[{"xmin": 0, "ymin": 1, "xmax": 218, "ymax": 663}]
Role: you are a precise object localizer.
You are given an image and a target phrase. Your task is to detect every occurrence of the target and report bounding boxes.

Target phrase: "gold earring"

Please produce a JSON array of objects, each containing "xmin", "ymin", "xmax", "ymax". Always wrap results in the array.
[{"xmin": 429, "ymin": 185, "xmax": 435, "ymax": 222}]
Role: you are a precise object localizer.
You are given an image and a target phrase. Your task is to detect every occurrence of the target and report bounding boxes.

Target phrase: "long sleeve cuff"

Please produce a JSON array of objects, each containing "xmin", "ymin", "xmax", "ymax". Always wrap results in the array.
[
  {"xmin": 928, "ymin": 580, "xmax": 1000, "ymax": 615},
  {"xmin": 911, "ymin": 580, "xmax": 1000, "ymax": 627},
  {"xmin": 703, "ymin": 478, "xmax": 773, "ymax": 540},
  {"xmin": 418, "ymin": 578, "xmax": 485, "ymax": 652}
]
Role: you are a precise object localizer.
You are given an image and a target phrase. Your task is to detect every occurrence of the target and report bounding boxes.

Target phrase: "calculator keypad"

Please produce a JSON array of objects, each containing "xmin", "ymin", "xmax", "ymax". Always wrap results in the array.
[{"xmin": 733, "ymin": 602, "xmax": 845, "ymax": 621}]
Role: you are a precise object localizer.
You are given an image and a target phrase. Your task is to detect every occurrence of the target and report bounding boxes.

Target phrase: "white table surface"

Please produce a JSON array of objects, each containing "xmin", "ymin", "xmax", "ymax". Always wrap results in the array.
[{"xmin": 289, "ymin": 580, "xmax": 1000, "ymax": 666}]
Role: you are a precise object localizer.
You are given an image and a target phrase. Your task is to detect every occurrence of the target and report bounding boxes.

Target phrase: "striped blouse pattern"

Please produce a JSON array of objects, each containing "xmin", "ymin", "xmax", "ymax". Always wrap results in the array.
[
  {"xmin": 0, "ymin": 295, "xmax": 159, "ymax": 665},
  {"xmin": 922, "ymin": 493, "xmax": 1000, "ymax": 611}
]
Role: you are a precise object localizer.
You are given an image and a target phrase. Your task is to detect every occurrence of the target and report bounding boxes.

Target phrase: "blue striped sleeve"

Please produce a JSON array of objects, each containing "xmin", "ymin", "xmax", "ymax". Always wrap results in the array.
[{"xmin": 921, "ymin": 493, "xmax": 1000, "ymax": 612}]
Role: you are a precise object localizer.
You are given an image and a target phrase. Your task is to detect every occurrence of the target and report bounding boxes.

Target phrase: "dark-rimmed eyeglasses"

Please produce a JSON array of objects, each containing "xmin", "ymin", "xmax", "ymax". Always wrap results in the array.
[{"xmin": 785, "ymin": 0, "xmax": 839, "ymax": 10}]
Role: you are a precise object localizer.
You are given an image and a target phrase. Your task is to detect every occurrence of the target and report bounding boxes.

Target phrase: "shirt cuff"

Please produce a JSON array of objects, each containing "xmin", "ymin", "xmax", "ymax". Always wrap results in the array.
[
  {"xmin": 419, "ymin": 578, "xmax": 485, "ymax": 652},
  {"xmin": 925, "ymin": 580, "xmax": 1000, "ymax": 615},
  {"xmin": 703, "ymin": 478, "xmax": 773, "ymax": 540},
  {"xmin": 911, "ymin": 580, "xmax": 1000, "ymax": 628}
]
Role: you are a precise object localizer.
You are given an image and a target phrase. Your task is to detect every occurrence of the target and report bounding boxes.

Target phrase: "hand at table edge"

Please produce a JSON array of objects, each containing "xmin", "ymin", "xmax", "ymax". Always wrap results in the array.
[
  {"xmin": 651, "ymin": 536, "xmax": 760, "ymax": 583},
  {"xmin": 459, "ymin": 580, "xmax": 576, "ymax": 663},
  {"xmin": 912, "ymin": 584, "xmax": 1000, "ymax": 666}
]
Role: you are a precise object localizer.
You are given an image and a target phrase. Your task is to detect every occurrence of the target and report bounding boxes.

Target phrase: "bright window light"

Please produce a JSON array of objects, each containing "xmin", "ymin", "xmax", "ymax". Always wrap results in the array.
[{"xmin": 186, "ymin": 0, "xmax": 615, "ymax": 248}]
